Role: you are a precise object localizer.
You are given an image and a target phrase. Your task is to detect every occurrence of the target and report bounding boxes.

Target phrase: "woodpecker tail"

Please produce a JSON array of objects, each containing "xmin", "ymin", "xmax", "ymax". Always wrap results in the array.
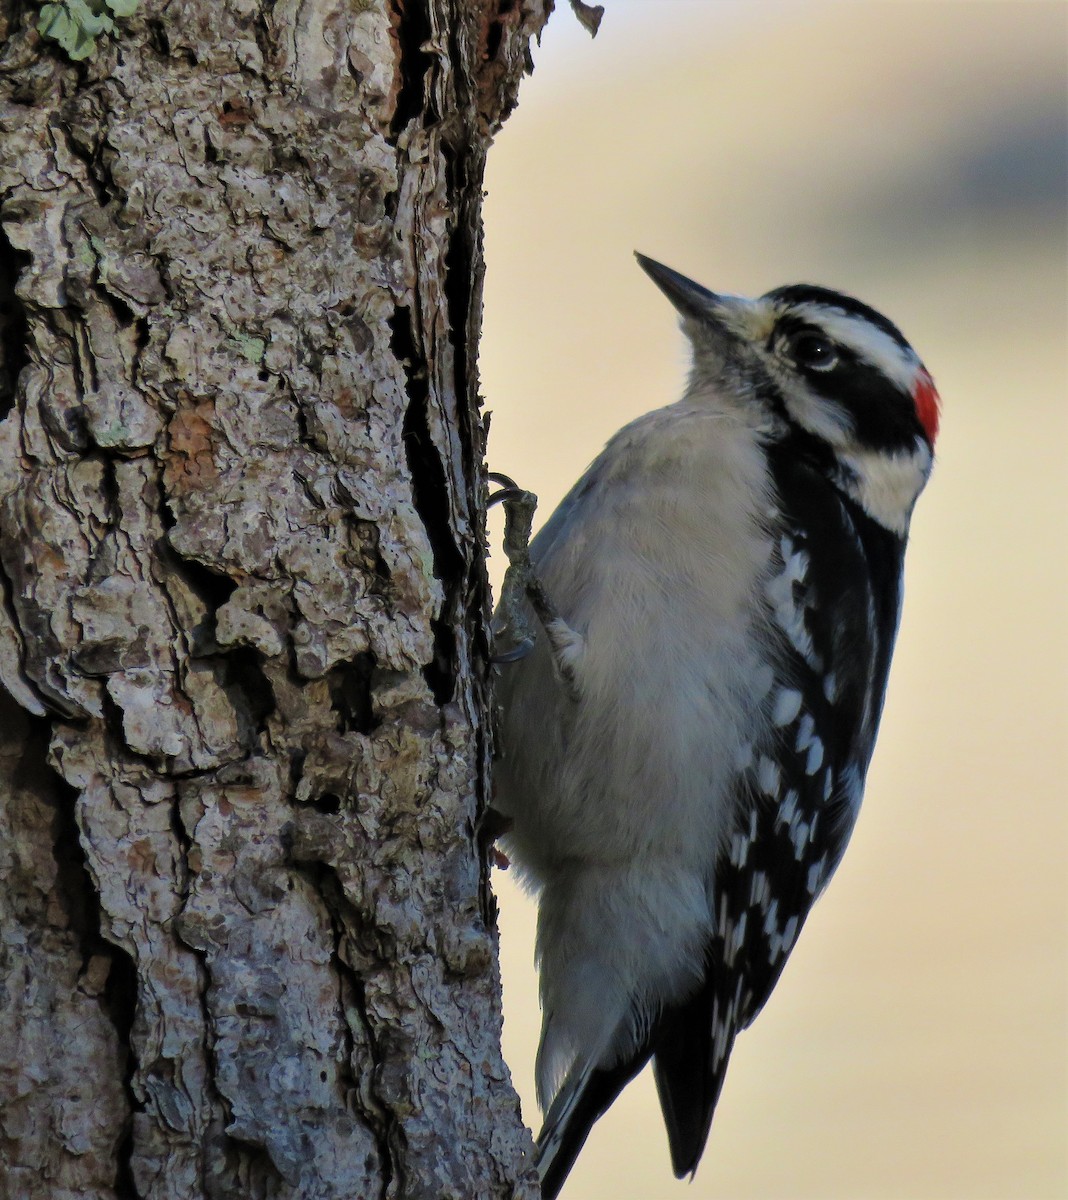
[
  {"xmin": 650, "ymin": 970, "xmax": 733, "ymax": 1177},
  {"xmin": 536, "ymin": 1051, "xmax": 650, "ymax": 1200},
  {"xmin": 537, "ymin": 973, "xmax": 737, "ymax": 1195},
  {"xmin": 537, "ymin": 959, "xmax": 740, "ymax": 1194}
]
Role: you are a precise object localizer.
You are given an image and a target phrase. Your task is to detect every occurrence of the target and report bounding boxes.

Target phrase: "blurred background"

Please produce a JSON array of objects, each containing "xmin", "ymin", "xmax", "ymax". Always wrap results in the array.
[{"xmin": 480, "ymin": 2, "xmax": 1067, "ymax": 1198}]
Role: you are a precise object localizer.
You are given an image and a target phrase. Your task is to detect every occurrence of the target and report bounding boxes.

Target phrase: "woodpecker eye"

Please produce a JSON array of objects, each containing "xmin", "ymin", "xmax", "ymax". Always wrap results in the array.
[{"xmin": 788, "ymin": 333, "xmax": 840, "ymax": 372}]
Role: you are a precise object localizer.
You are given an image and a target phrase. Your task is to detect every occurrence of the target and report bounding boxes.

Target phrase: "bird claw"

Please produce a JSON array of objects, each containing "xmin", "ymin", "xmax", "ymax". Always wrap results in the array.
[
  {"xmin": 489, "ymin": 471, "xmax": 583, "ymax": 698},
  {"xmin": 477, "ymin": 806, "xmax": 514, "ymax": 869},
  {"xmin": 487, "ymin": 471, "xmax": 523, "ymax": 509},
  {"xmin": 491, "ymin": 637, "xmax": 536, "ymax": 664}
]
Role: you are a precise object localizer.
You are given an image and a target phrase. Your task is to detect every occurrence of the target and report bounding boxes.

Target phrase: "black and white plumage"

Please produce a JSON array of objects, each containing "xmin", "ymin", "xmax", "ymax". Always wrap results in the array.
[{"xmin": 492, "ymin": 256, "xmax": 940, "ymax": 1197}]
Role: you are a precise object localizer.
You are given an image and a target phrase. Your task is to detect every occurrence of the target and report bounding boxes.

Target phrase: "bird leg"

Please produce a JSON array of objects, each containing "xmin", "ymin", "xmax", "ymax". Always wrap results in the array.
[
  {"xmin": 476, "ymin": 804, "xmax": 514, "ymax": 869},
  {"xmin": 488, "ymin": 473, "xmax": 584, "ymax": 701}
]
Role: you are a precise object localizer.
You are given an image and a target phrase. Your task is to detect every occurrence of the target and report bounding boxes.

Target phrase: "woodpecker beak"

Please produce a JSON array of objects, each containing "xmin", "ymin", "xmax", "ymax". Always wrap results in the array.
[
  {"xmin": 635, "ymin": 254, "xmax": 719, "ymax": 317},
  {"xmin": 634, "ymin": 253, "xmax": 750, "ymax": 342}
]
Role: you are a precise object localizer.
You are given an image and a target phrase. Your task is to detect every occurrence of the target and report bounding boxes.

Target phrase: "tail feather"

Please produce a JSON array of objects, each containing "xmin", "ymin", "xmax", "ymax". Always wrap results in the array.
[
  {"xmin": 536, "ymin": 1051, "xmax": 652, "ymax": 1200},
  {"xmin": 536, "ymin": 965, "xmax": 740, "ymax": 1195},
  {"xmin": 651, "ymin": 974, "xmax": 733, "ymax": 1177}
]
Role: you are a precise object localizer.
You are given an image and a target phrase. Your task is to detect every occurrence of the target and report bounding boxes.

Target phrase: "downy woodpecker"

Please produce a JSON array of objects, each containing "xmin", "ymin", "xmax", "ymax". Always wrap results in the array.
[{"xmin": 492, "ymin": 255, "xmax": 940, "ymax": 1197}]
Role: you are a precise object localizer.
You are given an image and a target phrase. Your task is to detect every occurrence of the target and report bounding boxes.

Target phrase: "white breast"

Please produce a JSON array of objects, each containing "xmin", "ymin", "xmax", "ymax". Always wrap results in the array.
[
  {"xmin": 493, "ymin": 394, "xmax": 780, "ymax": 1108},
  {"xmin": 494, "ymin": 396, "xmax": 778, "ymax": 1104},
  {"xmin": 495, "ymin": 397, "xmax": 776, "ymax": 877}
]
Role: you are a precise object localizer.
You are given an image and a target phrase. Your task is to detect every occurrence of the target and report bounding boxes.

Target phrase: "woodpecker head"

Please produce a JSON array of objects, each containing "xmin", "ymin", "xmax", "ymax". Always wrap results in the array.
[{"xmin": 636, "ymin": 254, "xmax": 940, "ymax": 535}]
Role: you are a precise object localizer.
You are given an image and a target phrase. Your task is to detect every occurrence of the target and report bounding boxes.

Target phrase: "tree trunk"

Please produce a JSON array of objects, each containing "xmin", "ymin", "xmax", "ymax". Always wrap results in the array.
[{"xmin": 0, "ymin": 1, "xmax": 547, "ymax": 1195}]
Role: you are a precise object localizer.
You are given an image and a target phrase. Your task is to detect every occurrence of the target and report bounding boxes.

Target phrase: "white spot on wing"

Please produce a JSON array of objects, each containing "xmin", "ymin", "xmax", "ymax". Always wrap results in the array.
[
  {"xmin": 757, "ymin": 755, "xmax": 781, "ymax": 797},
  {"xmin": 724, "ymin": 912, "xmax": 747, "ymax": 966},
  {"xmin": 807, "ymin": 854, "xmax": 828, "ymax": 895},
  {"xmin": 764, "ymin": 535, "xmax": 821, "ymax": 669},
  {"xmin": 780, "ymin": 915, "xmax": 799, "ymax": 956},
  {"xmin": 789, "ymin": 812, "xmax": 810, "ymax": 859},
  {"xmin": 776, "ymin": 788, "xmax": 799, "ymax": 830},
  {"xmin": 772, "ymin": 687, "xmax": 803, "ymax": 726},
  {"xmin": 712, "ymin": 997, "xmax": 734, "ymax": 1066},
  {"xmin": 805, "ymin": 737, "xmax": 824, "ymax": 775},
  {"xmin": 795, "ymin": 713, "xmax": 816, "ymax": 753},
  {"xmin": 729, "ymin": 826, "xmax": 751, "ymax": 868},
  {"xmin": 777, "ymin": 787, "xmax": 813, "ymax": 858},
  {"xmin": 764, "ymin": 898, "xmax": 800, "ymax": 963},
  {"xmin": 750, "ymin": 870, "xmax": 771, "ymax": 911}
]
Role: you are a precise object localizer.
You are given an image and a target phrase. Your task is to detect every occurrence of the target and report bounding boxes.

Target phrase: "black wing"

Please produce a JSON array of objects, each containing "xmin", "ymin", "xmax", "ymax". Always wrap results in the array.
[{"xmin": 652, "ymin": 445, "xmax": 908, "ymax": 1175}]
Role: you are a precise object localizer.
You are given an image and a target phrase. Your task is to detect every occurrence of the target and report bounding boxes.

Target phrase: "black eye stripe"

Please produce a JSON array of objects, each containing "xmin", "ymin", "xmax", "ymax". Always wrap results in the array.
[
  {"xmin": 786, "ymin": 332, "xmax": 840, "ymax": 372},
  {"xmin": 771, "ymin": 318, "xmax": 852, "ymax": 363},
  {"xmin": 765, "ymin": 315, "xmax": 923, "ymax": 451}
]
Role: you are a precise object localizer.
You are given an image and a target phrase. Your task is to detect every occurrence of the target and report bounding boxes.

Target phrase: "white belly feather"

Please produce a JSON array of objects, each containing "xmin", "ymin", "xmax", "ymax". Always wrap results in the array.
[{"xmin": 493, "ymin": 397, "xmax": 776, "ymax": 1106}]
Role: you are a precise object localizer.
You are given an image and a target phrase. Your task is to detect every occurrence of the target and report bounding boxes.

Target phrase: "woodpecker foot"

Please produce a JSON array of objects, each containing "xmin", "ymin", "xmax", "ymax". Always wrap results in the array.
[
  {"xmin": 477, "ymin": 806, "xmax": 514, "ymax": 869},
  {"xmin": 488, "ymin": 471, "xmax": 584, "ymax": 699}
]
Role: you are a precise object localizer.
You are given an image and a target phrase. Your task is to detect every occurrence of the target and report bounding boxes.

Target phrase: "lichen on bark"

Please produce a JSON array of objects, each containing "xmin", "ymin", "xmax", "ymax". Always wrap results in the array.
[{"xmin": 0, "ymin": 0, "xmax": 550, "ymax": 1195}]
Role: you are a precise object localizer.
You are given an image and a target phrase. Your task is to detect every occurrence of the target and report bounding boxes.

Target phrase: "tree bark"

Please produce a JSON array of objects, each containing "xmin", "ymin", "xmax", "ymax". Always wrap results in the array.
[{"xmin": 0, "ymin": 1, "xmax": 547, "ymax": 1196}]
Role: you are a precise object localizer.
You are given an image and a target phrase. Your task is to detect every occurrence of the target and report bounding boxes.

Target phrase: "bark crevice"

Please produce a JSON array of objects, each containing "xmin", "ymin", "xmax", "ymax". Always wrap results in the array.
[
  {"xmin": 326, "ymin": 650, "xmax": 378, "ymax": 736},
  {"xmin": 103, "ymin": 942, "xmax": 141, "ymax": 1200},
  {"xmin": 394, "ymin": 305, "xmax": 464, "ymax": 705},
  {"xmin": 389, "ymin": 0, "xmax": 436, "ymax": 139},
  {"xmin": 0, "ymin": 227, "xmax": 29, "ymax": 421}
]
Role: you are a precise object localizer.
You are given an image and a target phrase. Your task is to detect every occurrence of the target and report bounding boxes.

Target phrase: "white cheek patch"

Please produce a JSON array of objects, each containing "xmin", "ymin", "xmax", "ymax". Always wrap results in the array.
[
  {"xmin": 837, "ymin": 438, "xmax": 934, "ymax": 534},
  {"xmin": 791, "ymin": 304, "xmax": 921, "ymax": 394}
]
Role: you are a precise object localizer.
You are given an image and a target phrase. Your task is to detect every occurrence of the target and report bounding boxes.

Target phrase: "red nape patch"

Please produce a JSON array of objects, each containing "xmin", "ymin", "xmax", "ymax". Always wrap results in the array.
[{"xmin": 913, "ymin": 369, "xmax": 941, "ymax": 443}]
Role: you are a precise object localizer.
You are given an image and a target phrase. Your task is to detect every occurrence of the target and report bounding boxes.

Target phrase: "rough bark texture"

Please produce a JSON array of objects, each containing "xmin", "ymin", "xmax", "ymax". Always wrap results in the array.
[{"xmin": 0, "ymin": 0, "xmax": 548, "ymax": 1196}]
